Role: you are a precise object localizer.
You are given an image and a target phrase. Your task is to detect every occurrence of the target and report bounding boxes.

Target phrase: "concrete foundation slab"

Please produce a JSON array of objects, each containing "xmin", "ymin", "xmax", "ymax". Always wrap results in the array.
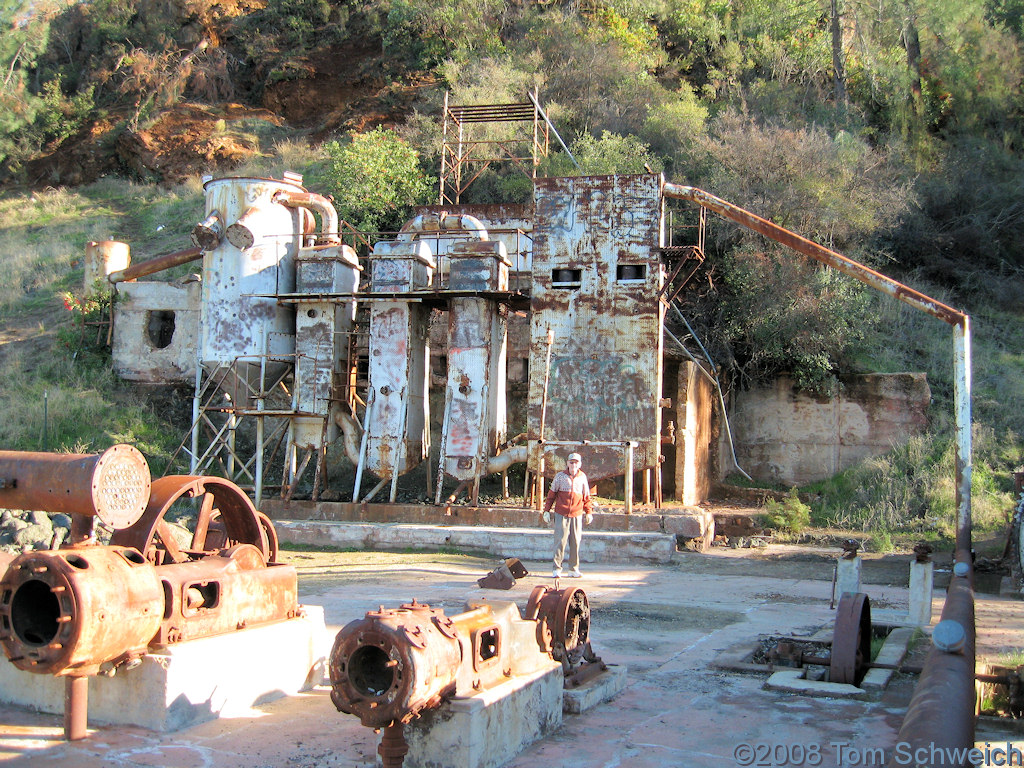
[
  {"xmin": 563, "ymin": 664, "xmax": 628, "ymax": 714},
  {"xmin": 275, "ymin": 521, "xmax": 677, "ymax": 563},
  {"xmin": 404, "ymin": 660, "xmax": 563, "ymax": 768},
  {"xmin": 0, "ymin": 606, "xmax": 330, "ymax": 732},
  {"xmin": 765, "ymin": 669, "xmax": 868, "ymax": 698}
]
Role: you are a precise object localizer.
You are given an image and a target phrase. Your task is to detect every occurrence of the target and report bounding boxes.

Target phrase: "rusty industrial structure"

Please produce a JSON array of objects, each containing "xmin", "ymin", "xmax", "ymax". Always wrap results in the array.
[
  {"xmin": 0, "ymin": 447, "xmax": 299, "ymax": 740},
  {"xmin": 72, "ymin": 94, "xmax": 978, "ymax": 759}
]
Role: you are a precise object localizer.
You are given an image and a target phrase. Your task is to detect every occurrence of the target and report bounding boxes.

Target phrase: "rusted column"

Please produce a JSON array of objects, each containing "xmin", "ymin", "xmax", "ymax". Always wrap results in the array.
[
  {"xmin": 64, "ymin": 675, "xmax": 89, "ymax": 741},
  {"xmin": 378, "ymin": 723, "xmax": 409, "ymax": 768}
]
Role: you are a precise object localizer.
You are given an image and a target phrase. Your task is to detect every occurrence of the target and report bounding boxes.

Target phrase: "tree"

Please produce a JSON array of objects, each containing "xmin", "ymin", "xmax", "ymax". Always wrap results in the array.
[{"xmin": 320, "ymin": 127, "xmax": 433, "ymax": 233}]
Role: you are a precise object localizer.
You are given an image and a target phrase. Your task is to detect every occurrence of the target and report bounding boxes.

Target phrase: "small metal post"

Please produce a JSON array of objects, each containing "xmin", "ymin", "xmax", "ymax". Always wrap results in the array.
[
  {"xmin": 353, "ymin": 394, "xmax": 374, "ymax": 502},
  {"xmin": 389, "ymin": 389, "xmax": 408, "ymax": 503},
  {"xmin": 624, "ymin": 442, "xmax": 634, "ymax": 515},
  {"xmin": 64, "ymin": 675, "xmax": 88, "ymax": 741}
]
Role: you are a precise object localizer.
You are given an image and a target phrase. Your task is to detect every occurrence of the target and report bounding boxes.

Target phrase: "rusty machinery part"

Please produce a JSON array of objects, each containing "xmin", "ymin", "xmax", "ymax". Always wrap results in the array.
[
  {"xmin": 563, "ymin": 641, "xmax": 608, "ymax": 687},
  {"xmin": 329, "ymin": 600, "xmax": 462, "ymax": 729},
  {"xmin": 476, "ymin": 557, "xmax": 528, "ymax": 590},
  {"xmin": 0, "ymin": 445, "xmax": 151, "ymax": 530},
  {"xmin": 831, "ymin": 592, "xmax": 872, "ymax": 686},
  {"xmin": 150, "ymin": 543, "xmax": 299, "ymax": 646},
  {"xmin": 0, "ymin": 545, "xmax": 163, "ymax": 676},
  {"xmin": 525, "ymin": 585, "xmax": 590, "ymax": 657},
  {"xmin": 110, "ymin": 475, "xmax": 270, "ymax": 566},
  {"xmin": 1009, "ymin": 473, "xmax": 1024, "ymax": 588}
]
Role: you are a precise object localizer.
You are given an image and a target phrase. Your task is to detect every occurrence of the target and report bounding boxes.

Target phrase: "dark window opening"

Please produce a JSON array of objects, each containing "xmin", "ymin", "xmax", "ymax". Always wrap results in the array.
[
  {"xmin": 146, "ymin": 310, "xmax": 176, "ymax": 349},
  {"xmin": 552, "ymin": 268, "xmax": 582, "ymax": 287},
  {"xmin": 617, "ymin": 264, "xmax": 647, "ymax": 281}
]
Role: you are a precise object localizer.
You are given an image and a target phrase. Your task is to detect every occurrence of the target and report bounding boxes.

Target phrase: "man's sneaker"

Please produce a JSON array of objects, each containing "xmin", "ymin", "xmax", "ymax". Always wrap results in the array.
[
  {"xmin": 552, "ymin": 568, "xmax": 563, "ymax": 578},
  {"xmin": 568, "ymin": 568, "xmax": 582, "ymax": 578}
]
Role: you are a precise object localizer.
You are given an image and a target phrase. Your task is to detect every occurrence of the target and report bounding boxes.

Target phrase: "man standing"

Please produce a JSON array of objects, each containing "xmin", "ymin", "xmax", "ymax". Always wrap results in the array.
[{"xmin": 543, "ymin": 452, "xmax": 594, "ymax": 578}]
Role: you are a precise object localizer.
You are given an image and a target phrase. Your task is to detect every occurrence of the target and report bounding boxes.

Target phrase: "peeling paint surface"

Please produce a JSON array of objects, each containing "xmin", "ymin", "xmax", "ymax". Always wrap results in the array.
[{"xmin": 527, "ymin": 175, "xmax": 665, "ymax": 481}]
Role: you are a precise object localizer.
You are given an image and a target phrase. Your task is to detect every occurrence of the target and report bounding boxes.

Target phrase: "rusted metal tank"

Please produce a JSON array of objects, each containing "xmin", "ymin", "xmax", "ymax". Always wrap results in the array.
[
  {"xmin": 198, "ymin": 177, "xmax": 304, "ymax": 395},
  {"xmin": 361, "ymin": 239, "xmax": 435, "ymax": 486},
  {"xmin": 436, "ymin": 239, "xmax": 510, "ymax": 499},
  {"xmin": 527, "ymin": 174, "xmax": 665, "ymax": 483},
  {"xmin": 292, "ymin": 244, "xmax": 361, "ymax": 449},
  {"xmin": 0, "ymin": 445, "xmax": 151, "ymax": 530}
]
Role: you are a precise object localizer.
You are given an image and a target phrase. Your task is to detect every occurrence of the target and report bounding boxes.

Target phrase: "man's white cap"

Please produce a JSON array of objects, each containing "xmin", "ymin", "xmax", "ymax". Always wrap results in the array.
[{"xmin": 567, "ymin": 452, "xmax": 582, "ymax": 463}]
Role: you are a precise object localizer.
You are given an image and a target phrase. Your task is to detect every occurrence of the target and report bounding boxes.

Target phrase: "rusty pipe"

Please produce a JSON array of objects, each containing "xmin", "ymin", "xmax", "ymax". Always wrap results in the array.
[
  {"xmin": 107, "ymin": 247, "xmax": 203, "ymax": 284},
  {"xmin": 191, "ymin": 210, "xmax": 224, "ymax": 250},
  {"xmin": 0, "ymin": 445, "xmax": 151, "ymax": 529},
  {"xmin": 334, "ymin": 410, "xmax": 364, "ymax": 467},
  {"xmin": 483, "ymin": 445, "xmax": 528, "ymax": 476},
  {"xmin": 662, "ymin": 184, "xmax": 967, "ymax": 326},
  {"xmin": 64, "ymin": 675, "xmax": 88, "ymax": 740},
  {"xmin": 398, "ymin": 212, "xmax": 489, "ymax": 242},
  {"xmin": 886, "ymin": 555, "xmax": 975, "ymax": 768},
  {"xmin": 274, "ymin": 190, "xmax": 340, "ymax": 245}
]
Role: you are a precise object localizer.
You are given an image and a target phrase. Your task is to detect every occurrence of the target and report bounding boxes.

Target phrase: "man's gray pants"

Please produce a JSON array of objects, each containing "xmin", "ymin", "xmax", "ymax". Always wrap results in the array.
[{"xmin": 553, "ymin": 514, "xmax": 582, "ymax": 572}]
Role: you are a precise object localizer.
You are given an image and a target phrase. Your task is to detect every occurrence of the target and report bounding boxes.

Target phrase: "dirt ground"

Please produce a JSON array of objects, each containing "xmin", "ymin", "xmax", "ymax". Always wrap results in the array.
[{"xmin": 3, "ymin": 542, "xmax": 1021, "ymax": 768}]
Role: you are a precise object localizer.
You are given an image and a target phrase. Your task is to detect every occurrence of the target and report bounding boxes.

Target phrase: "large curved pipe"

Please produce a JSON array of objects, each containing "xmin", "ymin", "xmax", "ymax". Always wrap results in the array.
[
  {"xmin": 398, "ymin": 213, "xmax": 488, "ymax": 242},
  {"xmin": 483, "ymin": 445, "xmax": 528, "ymax": 475},
  {"xmin": 274, "ymin": 190, "xmax": 340, "ymax": 245},
  {"xmin": 334, "ymin": 411, "xmax": 364, "ymax": 467}
]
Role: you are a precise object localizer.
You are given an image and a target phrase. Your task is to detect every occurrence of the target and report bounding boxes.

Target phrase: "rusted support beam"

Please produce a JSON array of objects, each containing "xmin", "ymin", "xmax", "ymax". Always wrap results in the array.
[
  {"xmin": 663, "ymin": 183, "xmax": 976, "ymax": 758},
  {"xmin": 107, "ymin": 247, "xmax": 203, "ymax": 284},
  {"xmin": 662, "ymin": 184, "xmax": 966, "ymax": 326}
]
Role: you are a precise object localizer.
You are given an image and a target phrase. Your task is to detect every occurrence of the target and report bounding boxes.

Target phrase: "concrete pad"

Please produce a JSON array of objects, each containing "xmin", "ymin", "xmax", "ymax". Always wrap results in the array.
[
  {"xmin": 404, "ymin": 660, "xmax": 563, "ymax": 768},
  {"xmin": 563, "ymin": 664, "xmax": 628, "ymax": 714},
  {"xmin": 0, "ymin": 607, "xmax": 330, "ymax": 731},
  {"xmin": 275, "ymin": 521, "xmax": 677, "ymax": 563},
  {"xmin": 861, "ymin": 627, "xmax": 915, "ymax": 691},
  {"xmin": 765, "ymin": 669, "xmax": 868, "ymax": 699}
]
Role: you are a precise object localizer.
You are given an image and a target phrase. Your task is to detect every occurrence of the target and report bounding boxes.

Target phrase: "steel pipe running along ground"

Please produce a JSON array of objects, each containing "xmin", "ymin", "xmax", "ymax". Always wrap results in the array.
[
  {"xmin": 886, "ymin": 553, "xmax": 975, "ymax": 768},
  {"xmin": 662, "ymin": 183, "xmax": 977, "ymax": 760}
]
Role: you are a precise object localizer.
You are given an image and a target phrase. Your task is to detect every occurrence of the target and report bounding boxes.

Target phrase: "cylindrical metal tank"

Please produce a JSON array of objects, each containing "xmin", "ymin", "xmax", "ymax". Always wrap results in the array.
[
  {"xmin": 0, "ymin": 445, "xmax": 151, "ymax": 529},
  {"xmin": 199, "ymin": 177, "xmax": 303, "ymax": 386}
]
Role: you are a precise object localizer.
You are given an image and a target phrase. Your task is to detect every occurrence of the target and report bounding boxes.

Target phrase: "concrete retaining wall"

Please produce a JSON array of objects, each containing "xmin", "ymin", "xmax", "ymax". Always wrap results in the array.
[{"xmin": 725, "ymin": 373, "xmax": 930, "ymax": 485}]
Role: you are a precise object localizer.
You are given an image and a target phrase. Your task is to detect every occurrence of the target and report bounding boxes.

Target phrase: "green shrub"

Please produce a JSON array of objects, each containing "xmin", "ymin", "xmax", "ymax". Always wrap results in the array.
[{"xmin": 761, "ymin": 488, "xmax": 811, "ymax": 533}]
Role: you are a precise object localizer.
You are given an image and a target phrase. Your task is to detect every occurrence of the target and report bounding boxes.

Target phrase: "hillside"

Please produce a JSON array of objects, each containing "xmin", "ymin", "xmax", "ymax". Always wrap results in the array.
[{"xmin": 0, "ymin": 0, "xmax": 1021, "ymax": 544}]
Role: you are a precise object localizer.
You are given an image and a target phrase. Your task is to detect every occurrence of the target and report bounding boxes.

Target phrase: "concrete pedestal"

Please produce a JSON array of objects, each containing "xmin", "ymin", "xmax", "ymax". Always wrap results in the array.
[
  {"xmin": 0, "ymin": 606, "xmax": 329, "ymax": 732},
  {"xmin": 835, "ymin": 557, "xmax": 862, "ymax": 599},
  {"xmin": 908, "ymin": 560, "xmax": 934, "ymax": 626},
  {"xmin": 404, "ymin": 659, "xmax": 563, "ymax": 768}
]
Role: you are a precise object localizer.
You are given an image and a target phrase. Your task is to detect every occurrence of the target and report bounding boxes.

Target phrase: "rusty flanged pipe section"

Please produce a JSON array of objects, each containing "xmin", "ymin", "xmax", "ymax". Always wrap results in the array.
[
  {"xmin": 0, "ymin": 445, "xmax": 151, "ymax": 530},
  {"xmin": 0, "ymin": 545, "xmax": 163, "ymax": 676},
  {"xmin": 329, "ymin": 600, "xmax": 462, "ymax": 729},
  {"xmin": 525, "ymin": 585, "xmax": 590, "ymax": 657}
]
